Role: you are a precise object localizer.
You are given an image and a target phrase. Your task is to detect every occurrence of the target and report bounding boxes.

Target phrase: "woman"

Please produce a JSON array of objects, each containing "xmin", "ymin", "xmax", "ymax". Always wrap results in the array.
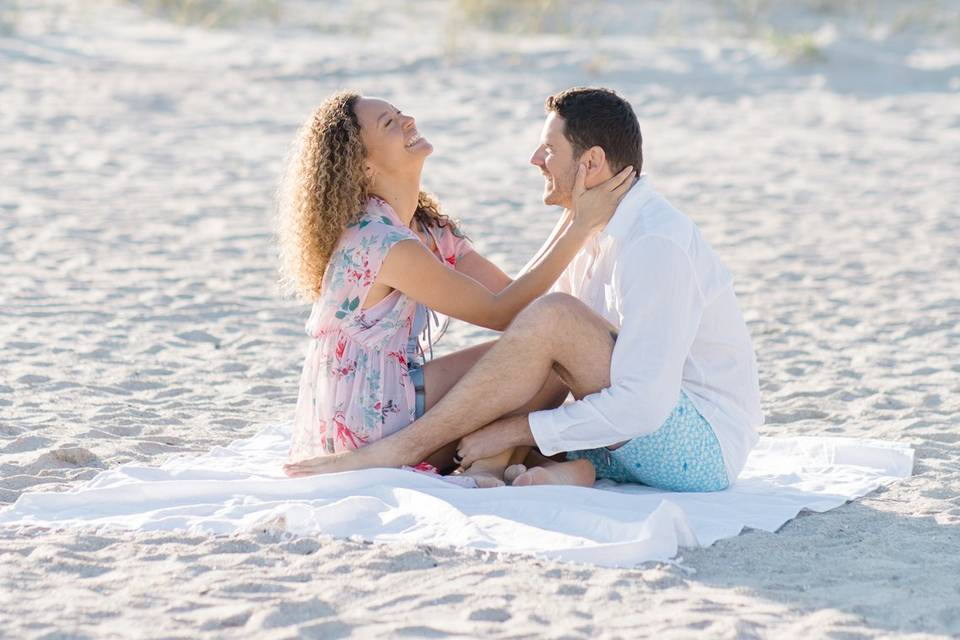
[{"xmin": 278, "ymin": 91, "xmax": 633, "ymax": 486}]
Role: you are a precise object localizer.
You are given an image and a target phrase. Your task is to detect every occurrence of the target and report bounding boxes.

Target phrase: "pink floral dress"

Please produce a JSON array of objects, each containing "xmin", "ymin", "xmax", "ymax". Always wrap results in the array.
[{"xmin": 288, "ymin": 196, "xmax": 473, "ymax": 463}]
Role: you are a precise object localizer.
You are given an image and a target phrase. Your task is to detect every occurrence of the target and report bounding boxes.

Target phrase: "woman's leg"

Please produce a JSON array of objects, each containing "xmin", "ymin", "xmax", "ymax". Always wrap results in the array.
[
  {"xmin": 284, "ymin": 293, "xmax": 616, "ymax": 476},
  {"xmin": 418, "ymin": 341, "xmax": 495, "ymax": 471}
]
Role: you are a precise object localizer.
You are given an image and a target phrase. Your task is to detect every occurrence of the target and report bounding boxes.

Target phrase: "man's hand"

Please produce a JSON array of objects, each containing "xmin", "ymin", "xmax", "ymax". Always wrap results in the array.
[{"xmin": 457, "ymin": 414, "xmax": 535, "ymax": 468}]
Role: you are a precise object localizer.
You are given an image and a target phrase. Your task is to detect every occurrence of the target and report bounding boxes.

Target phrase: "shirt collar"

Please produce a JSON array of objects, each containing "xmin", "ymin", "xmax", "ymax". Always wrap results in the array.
[
  {"xmin": 368, "ymin": 195, "xmax": 400, "ymax": 222},
  {"xmin": 600, "ymin": 174, "xmax": 653, "ymax": 240}
]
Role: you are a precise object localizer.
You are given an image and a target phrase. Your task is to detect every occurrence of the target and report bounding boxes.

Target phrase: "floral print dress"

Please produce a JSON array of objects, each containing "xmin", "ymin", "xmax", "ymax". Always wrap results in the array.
[{"xmin": 288, "ymin": 196, "xmax": 473, "ymax": 462}]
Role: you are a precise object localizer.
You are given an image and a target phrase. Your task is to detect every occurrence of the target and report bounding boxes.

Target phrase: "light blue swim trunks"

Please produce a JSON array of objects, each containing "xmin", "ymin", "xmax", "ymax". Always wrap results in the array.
[{"xmin": 566, "ymin": 392, "xmax": 730, "ymax": 492}]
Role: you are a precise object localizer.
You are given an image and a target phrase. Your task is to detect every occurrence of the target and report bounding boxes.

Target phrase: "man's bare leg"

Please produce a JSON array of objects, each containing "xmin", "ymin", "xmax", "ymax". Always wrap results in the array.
[
  {"xmin": 284, "ymin": 336, "xmax": 567, "ymax": 480},
  {"xmin": 284, "ymin": 293, "xmax": 616, "ymax": 475},
  {"xmin": 457, "ymin": 373, "xmax": 568, "ymax": 487},
  {"xmin": 414, "ymin": 341, "xmax": 568, "ymax": 487}
]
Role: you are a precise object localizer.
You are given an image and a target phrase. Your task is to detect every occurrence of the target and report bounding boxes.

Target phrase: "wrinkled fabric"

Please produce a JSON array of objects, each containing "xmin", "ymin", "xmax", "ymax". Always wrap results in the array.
[{"xmin": 1, "ymin": 423, "xmax": 912, "ymax": 568}]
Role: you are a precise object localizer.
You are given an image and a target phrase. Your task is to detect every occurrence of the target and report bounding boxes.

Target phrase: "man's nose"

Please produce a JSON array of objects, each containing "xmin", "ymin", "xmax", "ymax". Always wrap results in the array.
[
  {"xmin": 529, "ymin": 147, "xmax": 544, "ymax": 166},
  {"xmin": 403, "ymin": 114, "xmax": 416, "ymax": 129}
]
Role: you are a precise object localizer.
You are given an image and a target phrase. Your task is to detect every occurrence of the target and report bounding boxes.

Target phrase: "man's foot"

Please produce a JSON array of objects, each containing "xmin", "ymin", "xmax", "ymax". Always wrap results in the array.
[
  {"xmin": 462, "ymin": 468, "xmax": 505, "ymax": 488},
  {"xmin": 512, "ymin": 459, "xmax": 596, "ymax": 487},
  {"xmin": 503, "ymin": 464, "xmax": 527, "ymax": 484}
]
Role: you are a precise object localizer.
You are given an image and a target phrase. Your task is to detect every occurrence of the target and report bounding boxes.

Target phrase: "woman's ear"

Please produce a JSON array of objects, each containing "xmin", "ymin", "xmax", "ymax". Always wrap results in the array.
[{"xmin": 364, "ymin": 163, "xmax": 377, "ymax": 184}]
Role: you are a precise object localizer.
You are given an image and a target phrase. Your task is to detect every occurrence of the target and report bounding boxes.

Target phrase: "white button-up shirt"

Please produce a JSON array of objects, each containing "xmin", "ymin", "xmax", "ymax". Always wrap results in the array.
[{"xmin": 528, "ymin": 176, "xmax": 764, "ymax": 482}]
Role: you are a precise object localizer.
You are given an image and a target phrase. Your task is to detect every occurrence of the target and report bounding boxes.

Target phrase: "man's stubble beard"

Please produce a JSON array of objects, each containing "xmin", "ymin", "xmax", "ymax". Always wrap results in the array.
[{"xmin": 545, "ymin": 168, "xmax": 576, "ymax": 209}]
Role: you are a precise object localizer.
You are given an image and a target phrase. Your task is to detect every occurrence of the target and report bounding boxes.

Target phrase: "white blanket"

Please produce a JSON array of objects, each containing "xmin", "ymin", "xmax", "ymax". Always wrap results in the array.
[{"xmin": 0, "ymin": 424, "xmax": 913, "ymax": 568}]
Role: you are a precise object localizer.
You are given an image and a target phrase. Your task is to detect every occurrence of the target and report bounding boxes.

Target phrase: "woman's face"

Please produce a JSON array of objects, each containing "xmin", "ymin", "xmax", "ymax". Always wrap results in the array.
[{"xmin": 354, "ymin": 97, "xmax": 433, "ymax": 180}]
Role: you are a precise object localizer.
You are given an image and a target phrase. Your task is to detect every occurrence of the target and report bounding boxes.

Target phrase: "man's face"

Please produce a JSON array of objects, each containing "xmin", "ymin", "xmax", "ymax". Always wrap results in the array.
[{"xmin": 529, "ymin": 112, "xmax": 579, "ymax": 208}]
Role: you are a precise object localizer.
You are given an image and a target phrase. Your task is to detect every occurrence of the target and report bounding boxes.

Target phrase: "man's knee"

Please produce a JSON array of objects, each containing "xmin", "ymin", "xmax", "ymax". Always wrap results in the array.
[{"xmin": 512, "ymin": 292, "xmax": 585, "ymax": 330}]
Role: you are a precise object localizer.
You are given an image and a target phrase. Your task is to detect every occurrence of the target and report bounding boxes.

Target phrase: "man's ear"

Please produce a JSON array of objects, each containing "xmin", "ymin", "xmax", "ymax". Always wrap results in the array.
[{"xmin": 584, "ymin": 146, "xmax": 607, "ymax": 175}]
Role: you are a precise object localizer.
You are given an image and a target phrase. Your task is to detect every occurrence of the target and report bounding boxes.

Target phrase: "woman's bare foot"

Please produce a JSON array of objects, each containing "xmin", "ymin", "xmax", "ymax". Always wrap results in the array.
[
  {"xmin": 283, "ymin": 452, "xmax": 359, "ymax": 477},
  {"xmin": 283, "ymin": 432, "xmax": 426, "ymax": 477},
  {"xmin": 512, "ymin": 459, "xmax": 596, "ymax": 487}
]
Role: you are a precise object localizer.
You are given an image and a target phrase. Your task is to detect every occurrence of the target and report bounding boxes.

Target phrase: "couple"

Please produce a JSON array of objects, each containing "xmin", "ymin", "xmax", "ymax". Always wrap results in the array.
[{"xmin": 279, "ymin": 87, "xmax": 763, "ymax": 491}]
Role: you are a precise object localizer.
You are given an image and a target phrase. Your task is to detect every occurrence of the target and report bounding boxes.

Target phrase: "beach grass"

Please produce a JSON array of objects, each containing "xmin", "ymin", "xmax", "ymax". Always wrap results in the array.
[
  {"xmin": 123, "ymin": 0, "xmax": 280, "ymax": 27},
  {"xmin": 116, "ymin": 0, "xmax": 957, "ymax": 50},
  {"xmin": 0, "ymin": 0, "xmax": 19, "ymax": 35},
  {"xmin": 107, "ymin": 0, "xmax": 960, "ymax": 68},
  {"xmin": 714, "ymin": 0, "xmax": 774, "ymax": 35},
  {"xmin": 452, "ymin": 0, "xmax": 580, "ymax": 34},
  {"xmin": 765, "ymin": 29, "xmax": 826, "ymax": 63}
]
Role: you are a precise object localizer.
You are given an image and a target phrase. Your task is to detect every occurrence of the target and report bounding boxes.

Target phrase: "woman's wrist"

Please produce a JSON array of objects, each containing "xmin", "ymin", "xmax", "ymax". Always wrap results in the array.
[{"xmin": 563, "ymin": 216, "xmax": 593, "ymax": 241}]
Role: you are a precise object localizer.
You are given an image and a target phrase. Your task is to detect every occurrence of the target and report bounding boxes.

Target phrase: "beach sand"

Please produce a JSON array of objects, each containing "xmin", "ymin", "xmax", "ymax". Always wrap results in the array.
[{"xmin": 1, "ymin": 0, "xmax": 959, "ymax": 637}]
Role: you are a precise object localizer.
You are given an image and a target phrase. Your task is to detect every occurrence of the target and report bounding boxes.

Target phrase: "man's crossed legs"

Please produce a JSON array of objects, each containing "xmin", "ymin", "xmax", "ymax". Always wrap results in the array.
[{"xmin": 283, "ymin": 293, "xmax": 616, "ymax": 482}]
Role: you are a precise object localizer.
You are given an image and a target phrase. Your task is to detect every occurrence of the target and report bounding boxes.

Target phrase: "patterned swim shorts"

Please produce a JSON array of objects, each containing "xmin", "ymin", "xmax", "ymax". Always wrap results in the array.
[{"xmin": 566, "ymin": 392, "xmax": 730, "ymax": 492}]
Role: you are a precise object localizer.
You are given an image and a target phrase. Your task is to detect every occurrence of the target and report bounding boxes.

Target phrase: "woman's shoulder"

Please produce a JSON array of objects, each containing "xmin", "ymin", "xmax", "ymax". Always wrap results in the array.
[
  {"xmin": 429, "ymin": 218, "xmax": 473, "ymax": 265},
  {"xmin": 339, "ymin": 199, "xmax": 416, "ymax": 251},
  {"xmin": 351, "ymin": 202, "xmax": 398, "ymax": 229}
]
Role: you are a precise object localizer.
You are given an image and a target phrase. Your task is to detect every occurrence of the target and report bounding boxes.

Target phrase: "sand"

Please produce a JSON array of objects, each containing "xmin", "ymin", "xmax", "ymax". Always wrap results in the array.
[{"xmin": 1, "ymin": 0, "xmax": 959, "ymax": 637}]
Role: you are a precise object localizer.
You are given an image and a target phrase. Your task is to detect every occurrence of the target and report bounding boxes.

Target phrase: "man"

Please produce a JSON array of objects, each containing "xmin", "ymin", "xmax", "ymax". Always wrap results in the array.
[{"xmin": 286, "ymin": 87, "xmax": 763, "ymax": 490}]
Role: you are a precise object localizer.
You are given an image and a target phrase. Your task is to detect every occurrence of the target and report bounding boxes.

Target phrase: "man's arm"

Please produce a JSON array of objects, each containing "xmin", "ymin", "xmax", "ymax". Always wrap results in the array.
[
  {"xmin": 456, "ymin": 236, "xmax": 706, "ymax": 467},
  {"xmin": 529, "ymin": 236, "xmax": 705, "ymax": 455}
]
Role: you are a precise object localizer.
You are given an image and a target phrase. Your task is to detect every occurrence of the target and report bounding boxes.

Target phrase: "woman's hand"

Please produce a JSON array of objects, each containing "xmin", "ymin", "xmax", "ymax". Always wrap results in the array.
[{"xmin": 569, "ymin": 164, "xmax": 636, "ymax": 235}]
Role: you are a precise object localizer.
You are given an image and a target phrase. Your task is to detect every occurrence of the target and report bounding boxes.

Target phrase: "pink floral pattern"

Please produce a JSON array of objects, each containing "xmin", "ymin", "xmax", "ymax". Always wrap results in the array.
[{"xmin": 288, "ymin": 197, "xmax": 473, "ymax": 462}]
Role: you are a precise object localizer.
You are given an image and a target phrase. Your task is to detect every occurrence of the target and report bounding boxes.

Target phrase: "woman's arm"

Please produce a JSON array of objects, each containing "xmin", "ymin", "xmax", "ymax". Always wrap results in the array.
[
  {"xmin": 453, "ymin": 207, "xmax": 574, "ymax": 294},
  {"xmin": 516, "ymin": 208, "xmax": 574, "ymax": 278},
  {"xmin": 455, "ymin": 251, "xmax": 513, "ymax": 294},
  {"xmin": 378, "ymin": 165, "xmax": 635, "ymax": 331},
  {"xmin": 378, "ymin": 229, "xmax": 576, "ymax": 331}
]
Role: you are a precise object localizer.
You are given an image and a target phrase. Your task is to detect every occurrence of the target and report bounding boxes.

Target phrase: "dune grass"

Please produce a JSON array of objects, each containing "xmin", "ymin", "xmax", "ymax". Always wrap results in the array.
[
  {"xmin": 715, "ymin": 0, "xmax": 774, "ymax": 35},
  {"xmin": 117, "ymin": 0, "xmax": 956, "ymax": 60},
  {"xmin": 124, "ymin": 0, "xmax": 280, "ymax": 28},
  {"xmin": 452, "ymin": 0, "xmax": 580, "ymax": 34},
  {"xmin": 765, "ymin": 30, "xmax": 826, "ymax": 63},
  {"xmin": 0, "ymin": 0, "xmax": 19, "ymax": 36}
]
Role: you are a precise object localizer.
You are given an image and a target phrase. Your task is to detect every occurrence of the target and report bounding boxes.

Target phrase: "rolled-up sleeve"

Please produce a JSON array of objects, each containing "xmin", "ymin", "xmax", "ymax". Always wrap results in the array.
[{"xmin": 529, "ymin": 236, "xmax": 705, "ymax": 455}]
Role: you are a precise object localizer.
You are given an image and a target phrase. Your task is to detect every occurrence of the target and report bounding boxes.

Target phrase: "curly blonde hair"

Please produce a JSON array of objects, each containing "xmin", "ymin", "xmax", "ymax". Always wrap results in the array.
[{"xmin": 277, "ymin": 91, "xmax": 462, "ymax": 301}]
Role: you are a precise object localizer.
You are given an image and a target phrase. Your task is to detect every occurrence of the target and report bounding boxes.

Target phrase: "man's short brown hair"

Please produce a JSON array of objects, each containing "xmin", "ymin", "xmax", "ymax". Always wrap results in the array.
[{"xmin": 545, "ymin": 87, "xmax": 643, "ymax": 174}]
